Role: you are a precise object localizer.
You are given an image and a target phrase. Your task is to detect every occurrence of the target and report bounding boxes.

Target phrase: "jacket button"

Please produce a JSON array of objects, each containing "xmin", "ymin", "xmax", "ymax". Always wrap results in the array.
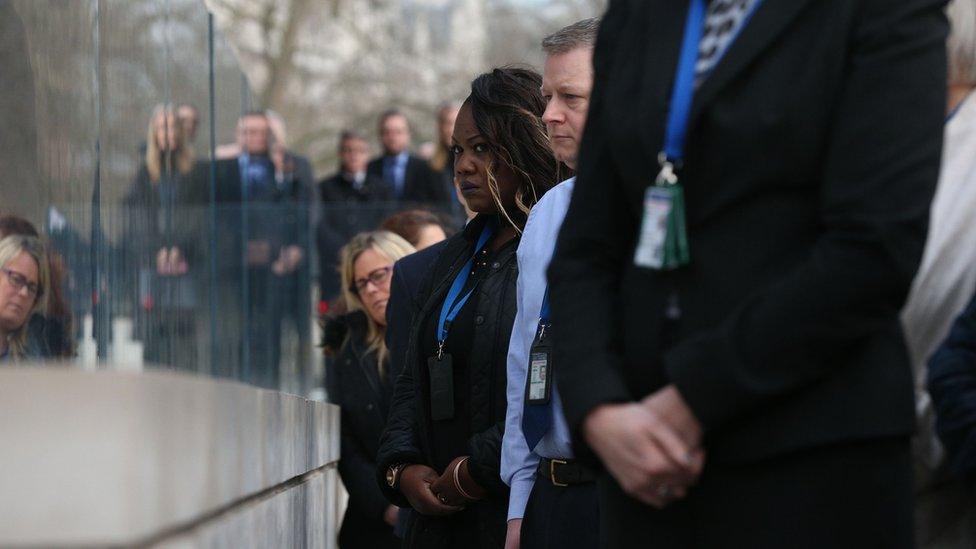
[
  {"xmin": 366, "ymin": 403, "xmax": 374, "ymax": 411},
  {"xmin": 491, "ymin": 261, "xmax": 501, "ymax": 269},
  {"xmin": 475, "ymin": 315, "xmax": 485, "ymax": 325}
]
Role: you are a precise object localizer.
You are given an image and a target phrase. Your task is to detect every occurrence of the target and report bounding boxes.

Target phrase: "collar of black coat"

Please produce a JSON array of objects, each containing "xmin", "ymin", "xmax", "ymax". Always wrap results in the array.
[{"xmin": 322, "ymin": 309, "xmax": 369, "ymax": 354}]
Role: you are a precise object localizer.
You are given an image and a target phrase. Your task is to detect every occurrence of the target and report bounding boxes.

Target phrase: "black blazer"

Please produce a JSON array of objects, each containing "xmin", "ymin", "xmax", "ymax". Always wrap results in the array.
[
  {"xmin": 367, "ymin": 153, "xmax": 448, "ymax": 205},
  {"xmin": 549, "ymin": 0, "xmax": 947, "ymax": 464},
  {"xmin": 329, "ymin": 311, "xmax": 399, "ymax": 549},
  {"xmin": 385, "ymin": 240, "xmax": 449, "ymax": 384},
  {"xmin": 316, "ymin": 172, "xmax": 397, "ymax": 300}
]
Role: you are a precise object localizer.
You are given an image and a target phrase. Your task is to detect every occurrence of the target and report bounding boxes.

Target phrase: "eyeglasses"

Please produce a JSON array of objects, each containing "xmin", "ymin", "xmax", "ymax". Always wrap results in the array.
[
  {"xmin": 1, "ymin": 268, "xmax": 40, "ymax": 298},
  {"xmin": 350, "ymin": 266, "xmax": 392, "ymax": 294}
]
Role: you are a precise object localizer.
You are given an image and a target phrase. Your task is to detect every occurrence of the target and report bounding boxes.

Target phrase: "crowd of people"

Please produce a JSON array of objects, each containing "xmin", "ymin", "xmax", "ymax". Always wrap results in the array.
[{"xmin": 7, "ymin": 0, "xmax": 976, "ymax": 547}]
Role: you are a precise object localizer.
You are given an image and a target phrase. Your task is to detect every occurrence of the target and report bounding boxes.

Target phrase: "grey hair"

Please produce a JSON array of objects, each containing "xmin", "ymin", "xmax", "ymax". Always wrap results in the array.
[
  {"xmin": 541, "ymin": 17, "xmax": 601, "ymax": 56},
  {"xmin": 948, "ymin": 0, "xmax": 976, "ymax": 86}
]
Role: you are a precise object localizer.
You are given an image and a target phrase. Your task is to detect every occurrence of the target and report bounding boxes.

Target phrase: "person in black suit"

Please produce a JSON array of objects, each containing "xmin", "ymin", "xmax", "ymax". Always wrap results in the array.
[
  {"xmin": 324, "ymin": 230, "xmax": 415, "ymax": 549},
  {"xmin": 318, "ymin": 130, "xmax": 396, "ymax": 303},
  {"xmin": 367, "ymin": 110, "xmax": 448, "ymax": 208},
  {"xmin": 213, "ymin": 110, "xmax": 310, "ymax": 388},
  {"xmin": 548, "ymin": 1, "xmax": 947, "ymax": 547}
]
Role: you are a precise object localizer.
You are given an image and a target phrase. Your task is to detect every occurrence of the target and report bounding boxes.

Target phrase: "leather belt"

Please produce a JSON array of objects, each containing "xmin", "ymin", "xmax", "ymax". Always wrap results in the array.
[{"xmin": 537, "ymin": 457, "xmax": 596, "ymax": 487}]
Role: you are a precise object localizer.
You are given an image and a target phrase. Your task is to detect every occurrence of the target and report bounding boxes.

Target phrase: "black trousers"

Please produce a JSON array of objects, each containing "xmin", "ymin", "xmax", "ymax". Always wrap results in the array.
[
  {"xmin": 599, "ymin": 437, "xmax": 913, "ymax": 549},
  {"xmin": 522, "ymin": 475, "xmax": 600, "ymax": 549}
]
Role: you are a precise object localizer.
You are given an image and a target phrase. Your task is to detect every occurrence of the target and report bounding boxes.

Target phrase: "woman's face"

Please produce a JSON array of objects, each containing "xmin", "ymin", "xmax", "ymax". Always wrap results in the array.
[
  {"xmin": 352, "ymin": 247, "xmax": 393, "ymax": 327},
  {"xmin": 451, "ymin": 102, "xmax": 520, "ymax": 214},
  {"xmin": 0, "ymin": 251, "xmax": 39, "ymax": 333},
  {"xmin": 154, "ymin": 113, "xmax": 181, "ymax": 152}
]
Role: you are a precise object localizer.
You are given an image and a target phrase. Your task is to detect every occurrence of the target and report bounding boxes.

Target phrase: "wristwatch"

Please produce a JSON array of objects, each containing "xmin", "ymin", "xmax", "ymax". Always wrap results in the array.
[{"xmin": 386, "ymin": 462, "xmax": 407, "ymax": 489}]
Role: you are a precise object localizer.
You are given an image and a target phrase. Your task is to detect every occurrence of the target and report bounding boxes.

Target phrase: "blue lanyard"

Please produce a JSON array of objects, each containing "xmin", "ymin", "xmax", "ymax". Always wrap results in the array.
[
  {"xmin": 436, "ymin": 223, "xmax": 495, "ymax": 356},
  {"xmin": 661, "ymin": 0, "xmax": 707, "ymax": 167}
]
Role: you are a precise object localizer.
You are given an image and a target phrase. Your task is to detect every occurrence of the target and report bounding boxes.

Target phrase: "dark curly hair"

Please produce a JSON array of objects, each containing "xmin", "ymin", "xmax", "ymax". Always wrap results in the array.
[{"xmin": 466, "ymin": 67, "xmax": 562, "ymax": 232}]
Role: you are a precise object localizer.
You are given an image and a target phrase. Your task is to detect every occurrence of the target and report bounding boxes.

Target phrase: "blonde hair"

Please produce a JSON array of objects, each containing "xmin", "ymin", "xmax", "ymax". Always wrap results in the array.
[
  {"xmin": 338, "ymin": 231, "xmax": 415, "ymax": 372},
  {"xmin": 145, "ymin": 104, "xmax": 194, "ymax": 182},
  {"xmin": 0, "ymin": 235, "xmax": 49, "ymax": 359},
  {"xmin": 949, "ymin": 0, "xmax": 976, "ymax": 86}
]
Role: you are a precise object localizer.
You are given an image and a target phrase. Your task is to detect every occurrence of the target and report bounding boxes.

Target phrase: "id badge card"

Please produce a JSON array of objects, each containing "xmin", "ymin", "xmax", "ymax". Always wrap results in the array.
[
  {"xmin": 634, "ymin": 186, "xmax": 673, "ymax": 269},
  {"xmin": 428, "ymin": 354, "xmax": 455, "ymax": 421},
  {"xmin": 526, "ymin": 332, "xmax": 552, "ymax": 405}
]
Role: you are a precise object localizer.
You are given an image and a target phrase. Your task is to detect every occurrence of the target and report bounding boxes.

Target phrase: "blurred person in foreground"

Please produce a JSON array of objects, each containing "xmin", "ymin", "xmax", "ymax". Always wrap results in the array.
[
  {"xmin": 318, "ymin": 130, "xmax": 394, "ymax": 304},
  {"xmin": 123, "ymin": 104, "xmax": 205, "ymax": 369},
  {"xmin": 367, "ymin": 110, "xmax": 447, "ymax": 208},
  {"xmin": 549, "ymin": 1, "xmax": 946, "ymax": 547},
  {"xmin": 901, "ymin": 0, "xmax": 976, "ymax": 545},
  {"xmin": 0, "ymin": 216, "xmax": 72, "ymax": 359},
  {"xmin": 0, "ymin": 235, "xmax": 49, "ymax": 362},
  {"xmin": 500, "ymin": 18, "xmax": 597, "ymax": 549},
  {"xmin": 380, "ymin": 209, "xmax": 450, "ymax": 251},
  {"xmin": 324, "ymin": 230, "xmax": 415, "ymax": 549},
  {"xmin": 376, "ymin": 67, "xmax": 559, "ymax": 549}
]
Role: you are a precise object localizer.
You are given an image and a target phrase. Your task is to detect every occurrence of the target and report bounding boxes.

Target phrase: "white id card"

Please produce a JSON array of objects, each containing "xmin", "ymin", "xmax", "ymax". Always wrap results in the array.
[
  {"xmin": 633, "ymin": 186, "xmax": 673, "ymax": 268},
  {"xmin": 527, "ymin": 351, "xmax": 550, "ymax": 403}
]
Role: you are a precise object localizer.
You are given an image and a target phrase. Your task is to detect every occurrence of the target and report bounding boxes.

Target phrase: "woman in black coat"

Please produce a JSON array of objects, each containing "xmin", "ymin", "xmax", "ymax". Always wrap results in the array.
[
  {"xmin": 375, "ymin": 68, "xmax": 561, "ymax": 549},
  {"xmin": 122, "ymin": 104, "xmax": 206, "ymax": 369},
  {"xmin": 325, "ymin": 230, "xmax": 416, "ymax": 549}
]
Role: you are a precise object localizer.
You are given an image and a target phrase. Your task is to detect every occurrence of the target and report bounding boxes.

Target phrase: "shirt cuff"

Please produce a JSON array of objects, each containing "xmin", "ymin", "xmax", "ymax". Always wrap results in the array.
[{"xmin": 507, "ymin": 476, "xmax": 536, "ymax": 521}]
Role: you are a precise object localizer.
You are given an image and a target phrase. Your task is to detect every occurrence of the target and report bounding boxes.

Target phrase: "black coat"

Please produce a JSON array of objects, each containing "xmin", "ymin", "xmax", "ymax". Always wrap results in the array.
[
  {"xmin": 329, "ymin": 311, "xmax": 399, "ymax": 549},
  {"xmin": 316, "ymin": 172, "xmax": 397, "ymax": 300},
  {"xmin": 376, "ymin": 215, "xmax": 517, "ymax": 548},
  {"xmin": 367, "ymin": 153, "xmax": 449, "ymax": 206},
  {"xmin": 550, "ymin": 0, "xmax": 946, "ymax": 464}
]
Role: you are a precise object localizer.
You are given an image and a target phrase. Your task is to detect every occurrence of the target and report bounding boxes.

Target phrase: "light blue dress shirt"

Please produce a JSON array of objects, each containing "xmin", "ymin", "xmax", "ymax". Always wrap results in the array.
[{"xmin": 501, "ymin": 177, "xmax": 575, "ymax": 521}]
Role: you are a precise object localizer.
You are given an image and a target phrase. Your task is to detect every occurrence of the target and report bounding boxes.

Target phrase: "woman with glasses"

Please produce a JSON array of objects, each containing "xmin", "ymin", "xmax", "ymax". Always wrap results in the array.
[
  {"xmin": 0, "ymin": 235, "xmax": 49, "ymax": 362},
  {"xmin": 324, "ymin": 230, "xmax": 415, "ymax": 549},
  {"xmin": 376, "ymin": 67, "xmax": 560, "ymax": 549}
]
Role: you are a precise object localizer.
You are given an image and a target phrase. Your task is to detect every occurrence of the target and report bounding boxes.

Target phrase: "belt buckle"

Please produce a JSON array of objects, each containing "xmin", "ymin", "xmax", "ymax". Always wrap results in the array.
[{"xmin": 549, "ymin": 458, "xmax": 569, "ymax": 487}]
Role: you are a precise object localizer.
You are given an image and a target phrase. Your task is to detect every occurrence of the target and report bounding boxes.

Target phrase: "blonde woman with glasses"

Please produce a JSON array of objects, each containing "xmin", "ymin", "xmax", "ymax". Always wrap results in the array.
[
  {"xmin": 0, "ymin": 235, "xmax": 49, "ymax": 361},
  {"xmin": 324, "ymin": 230, "xmax": 415, "ymax": 549}
]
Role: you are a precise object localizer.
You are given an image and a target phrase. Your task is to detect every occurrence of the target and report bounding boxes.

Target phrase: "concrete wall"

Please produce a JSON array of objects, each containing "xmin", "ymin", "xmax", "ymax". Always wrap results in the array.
[{"xmin": 0, "ymin": 367, "xmax": 339, "ymax": 548}]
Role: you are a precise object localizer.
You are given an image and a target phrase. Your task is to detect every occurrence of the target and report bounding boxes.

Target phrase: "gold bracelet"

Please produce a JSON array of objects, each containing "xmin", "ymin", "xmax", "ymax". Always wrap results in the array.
[{"xmin": 453, "ymin": 457, "xmax": 476, "ymax": 501}]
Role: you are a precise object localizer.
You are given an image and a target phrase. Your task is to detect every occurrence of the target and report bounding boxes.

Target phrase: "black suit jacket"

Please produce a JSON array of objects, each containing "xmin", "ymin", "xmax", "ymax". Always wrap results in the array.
[
  {"xmin": 549, "ymin": 0, "xmax": 947, "ymax": 464},
  {"xmin": 316, "ymin": 172, "xmax": 398, "ymax": 300},
  {"xmin": 367, "ymin": 153, "xmax": 448, "ymax": 206}
]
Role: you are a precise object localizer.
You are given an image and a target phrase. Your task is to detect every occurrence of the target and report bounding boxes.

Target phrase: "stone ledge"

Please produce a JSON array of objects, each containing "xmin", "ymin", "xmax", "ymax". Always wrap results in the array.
[{"xmin": 0, "ymin": 367, "xmax": 339, "ymax": 546}]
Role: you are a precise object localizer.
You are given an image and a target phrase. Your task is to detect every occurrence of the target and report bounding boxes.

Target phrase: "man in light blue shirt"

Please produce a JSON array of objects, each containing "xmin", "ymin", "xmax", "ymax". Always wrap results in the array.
[{"xmin": 501, "ymin": 18, "xmax": 599, "ymax": 549}]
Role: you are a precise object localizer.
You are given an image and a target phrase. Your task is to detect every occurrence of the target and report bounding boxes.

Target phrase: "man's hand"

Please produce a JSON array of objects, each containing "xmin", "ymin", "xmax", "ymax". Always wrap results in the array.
[
  {"xmin": 247, "ymin": 240, "xmax": 272, "ymax": 266},
  {"xmin": 399, "ymin": 464, "xmax": 462, "ymax": 516},
  {"xmin": 583, "ymin": 402, "xmax": 704, "ymax": 508},
  {"xmin": 272, "ymin": 245, "xmax": 304, "ymax": 275},
  {"xmin": 641, "ymin": 384, "xmax": 703, "ymax": 449},
  {"xmin": 382, "ymin": 505, "xmax": 399, "ymax": 527},
  {"xmin": 156, "ymin": 247, "xmax": 188, "ymax": 276},
  {"xmin": 504, "ymin": 518, "xmax": 522, "ymax": 549}
]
